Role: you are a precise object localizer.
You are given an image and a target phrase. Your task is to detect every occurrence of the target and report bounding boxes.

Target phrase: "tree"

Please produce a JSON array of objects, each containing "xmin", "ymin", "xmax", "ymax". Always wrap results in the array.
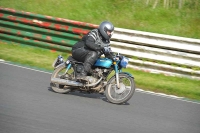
[
  {"xmin": 146, "ymin": 0, "xmax": 150, "ymax": 6},
  {"xmin": 179, "ymin": 0, "xmax": 183, "ymax": 9},
  {"xmin": 153, "ymin": 0, "xmax": 159, "ymax": 9}
]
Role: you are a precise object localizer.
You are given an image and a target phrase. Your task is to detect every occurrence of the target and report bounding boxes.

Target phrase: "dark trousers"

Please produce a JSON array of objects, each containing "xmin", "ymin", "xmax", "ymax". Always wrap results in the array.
[{"xmin": 72, "ymin": 47, "xmax": 99, "ymax": 74}]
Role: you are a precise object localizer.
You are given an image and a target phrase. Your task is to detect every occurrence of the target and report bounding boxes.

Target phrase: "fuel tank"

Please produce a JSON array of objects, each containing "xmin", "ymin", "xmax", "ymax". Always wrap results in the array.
[{"xmin": 94, "ymin": 58, "xmax": 113, "ymax": 68}]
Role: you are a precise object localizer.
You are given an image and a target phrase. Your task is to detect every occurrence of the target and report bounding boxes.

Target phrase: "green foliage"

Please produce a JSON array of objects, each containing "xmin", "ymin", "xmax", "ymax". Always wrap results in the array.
[{"xmin": 0, "ymin": 0, "xmax": 199, "ymax": 38}]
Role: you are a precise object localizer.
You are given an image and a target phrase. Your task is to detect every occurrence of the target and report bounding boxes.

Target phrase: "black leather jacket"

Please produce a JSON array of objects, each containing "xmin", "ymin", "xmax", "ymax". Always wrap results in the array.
[{"xmin": 72, "ymin": 29, "xmax": 110, "ymax": 51}]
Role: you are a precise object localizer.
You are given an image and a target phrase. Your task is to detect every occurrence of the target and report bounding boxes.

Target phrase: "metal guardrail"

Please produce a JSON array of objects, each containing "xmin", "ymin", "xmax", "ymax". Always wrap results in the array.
[
  {"xmin": 111, "ymin": 28, "xmax": 200, "ymax": 79},
  {"xmin": 0, "ymin": 7, "xmax": 97, "ymax": 52},
  {"xmin": 0, "ymin": 7, "xmax": 200, "ymax": 79}
]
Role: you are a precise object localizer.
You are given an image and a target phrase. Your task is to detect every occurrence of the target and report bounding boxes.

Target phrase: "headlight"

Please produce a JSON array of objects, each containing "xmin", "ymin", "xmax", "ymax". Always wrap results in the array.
[{"xmin": 120, "ymin": 56, "xmax": 129, "ymax": 68}]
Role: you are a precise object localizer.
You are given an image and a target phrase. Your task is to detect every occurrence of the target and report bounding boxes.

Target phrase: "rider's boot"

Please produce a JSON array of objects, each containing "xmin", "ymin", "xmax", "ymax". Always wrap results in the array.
[
  {"xmin": 77, "ymin": 71, "xmax": 97, "ymax": 84},
  {"xmin": 76, "ymin": 69, "xmax": 87, "ymax": 80},
  {"xmin": 77, "ymin": 51, "xmax": 98, "ymax": 83},
  {"xmin": 77, "ymin": 64, "xmax": 97, "ymax": 84}
]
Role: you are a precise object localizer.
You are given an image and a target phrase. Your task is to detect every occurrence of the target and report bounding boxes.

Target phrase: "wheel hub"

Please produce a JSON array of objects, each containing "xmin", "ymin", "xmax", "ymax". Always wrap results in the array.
[{"xmin": 114, "ymin": 83, "xmax": 126, "ymax": 94}]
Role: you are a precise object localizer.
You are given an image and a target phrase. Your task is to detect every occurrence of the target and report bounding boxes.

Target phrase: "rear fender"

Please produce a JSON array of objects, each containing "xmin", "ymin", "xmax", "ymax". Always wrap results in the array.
[
  {"xmin": 54, "ymin": 60, "xmax": 70, "ymax": 69},
  {"xmin": 55, "ymin": 62, "xmax": 65, "ymax": 69}
]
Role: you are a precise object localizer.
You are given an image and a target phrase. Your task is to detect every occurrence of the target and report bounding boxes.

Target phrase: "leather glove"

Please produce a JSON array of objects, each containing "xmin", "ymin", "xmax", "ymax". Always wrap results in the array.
[{"xmin": 103, "ymin": 47, "xmax": 112, "ymax": 53}]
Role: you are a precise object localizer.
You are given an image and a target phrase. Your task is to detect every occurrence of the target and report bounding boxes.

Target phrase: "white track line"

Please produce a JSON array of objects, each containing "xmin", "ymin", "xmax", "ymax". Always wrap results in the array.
[
  {"xmin": 0, "ymin": 60, "xmax": 200, "ymax": 105},
  {"xmin": 0, "ymin": 61, "xmax": 52, "ymax": 74},
  {"xmin": 136, "ymin": 89, "xmax": 200, "ymax": 105}
]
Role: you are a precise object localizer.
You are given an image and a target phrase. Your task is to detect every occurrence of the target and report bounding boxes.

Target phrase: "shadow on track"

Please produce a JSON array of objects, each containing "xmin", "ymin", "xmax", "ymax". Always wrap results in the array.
[{"xmin": 48, "ymin": 87, "xmax": 130, "ymax": 105}]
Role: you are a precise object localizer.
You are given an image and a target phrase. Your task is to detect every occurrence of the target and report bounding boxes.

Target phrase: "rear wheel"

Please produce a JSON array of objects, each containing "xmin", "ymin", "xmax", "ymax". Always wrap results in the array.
[
  {"xmin": 50, "ymin": 63, "xmax": 75, "ymax": 94},
  {"xmin": 105, "ymin": 73, "xmax": 135, "ymax": 104}
]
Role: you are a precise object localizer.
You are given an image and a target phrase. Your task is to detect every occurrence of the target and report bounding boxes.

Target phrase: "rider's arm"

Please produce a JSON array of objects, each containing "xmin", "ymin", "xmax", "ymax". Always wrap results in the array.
[
  {"xmin": 85, "ymin": 31, "xmax": 103, "ymax": 51},
  {"xmin": 85, "ymin": 36, "xmax": 100, "ymax": 51}
]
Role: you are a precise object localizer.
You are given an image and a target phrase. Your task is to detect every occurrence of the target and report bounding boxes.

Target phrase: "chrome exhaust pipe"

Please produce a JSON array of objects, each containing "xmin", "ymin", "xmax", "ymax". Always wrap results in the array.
[
  {"xmin": 86, "ymin": 77, "xmax": 102, "ymax": 87},
  {"xmin": 51, "ymin": 77, "xmax": 103, "ymax": 87},
  {"xmin": 51, "ymin": 78, "xmax": 83, "ymax": 87}
]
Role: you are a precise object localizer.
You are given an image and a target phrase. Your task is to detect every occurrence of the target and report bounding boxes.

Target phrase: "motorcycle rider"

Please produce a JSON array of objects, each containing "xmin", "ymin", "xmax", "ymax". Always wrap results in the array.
[{"xmin": 72, "ymin": 21, "xmax": 114, "ymax": 80}]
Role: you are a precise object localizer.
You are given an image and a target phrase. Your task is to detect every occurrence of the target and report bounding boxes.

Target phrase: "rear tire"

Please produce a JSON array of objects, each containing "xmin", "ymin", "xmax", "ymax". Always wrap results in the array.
[
  {"xmin": 105, "ymin": 73, "xmax": 135, "ymax": 104},
  {"xmin": 50, "ymin": 63, "xmax": 75, "ymax": 94}
]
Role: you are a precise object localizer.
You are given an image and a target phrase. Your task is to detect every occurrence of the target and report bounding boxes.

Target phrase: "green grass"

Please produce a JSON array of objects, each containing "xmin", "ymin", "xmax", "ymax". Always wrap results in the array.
[
  {"xmin": 125, "ymin": 68, "xmax": 200, "ymax": 100},
  {"xmin": 0, "ymin": 0, "xmax": 199, "ymax": 39},
  {"xmin": 0, "ymin": 43, "xmax": 69, "ymax": 70},
  {"xmin": 0, "ymin": 43, "xmax": 200, "ymax": 101}
]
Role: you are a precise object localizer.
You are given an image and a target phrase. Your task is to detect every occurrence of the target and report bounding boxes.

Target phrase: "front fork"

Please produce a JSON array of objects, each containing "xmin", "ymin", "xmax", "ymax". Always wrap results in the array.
[
  {"xmin": 64, "ymin": 61, "xmax": 71, "ymax": 75},
  {"xmin": 114, "ymin": 63, "xmax": 120, "ymax": 88}
]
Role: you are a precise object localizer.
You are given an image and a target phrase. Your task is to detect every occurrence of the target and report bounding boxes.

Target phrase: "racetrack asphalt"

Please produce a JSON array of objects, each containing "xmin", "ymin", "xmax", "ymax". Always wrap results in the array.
[{"xmin": 0, "ymin": 62, "xmax": 200, "ymax": 133}]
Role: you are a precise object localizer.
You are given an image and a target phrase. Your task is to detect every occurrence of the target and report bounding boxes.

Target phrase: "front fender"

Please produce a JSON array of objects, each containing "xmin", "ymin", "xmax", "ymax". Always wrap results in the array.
[{"xmin": 119, "ymin": 72, "xmax": 134, "ymax": 79}]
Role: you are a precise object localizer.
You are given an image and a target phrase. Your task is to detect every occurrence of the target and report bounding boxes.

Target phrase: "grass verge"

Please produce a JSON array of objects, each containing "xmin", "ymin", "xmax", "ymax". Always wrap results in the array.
[{"xmin": 0, "ymin": 43, "xmax": 200, "ymax": 101}]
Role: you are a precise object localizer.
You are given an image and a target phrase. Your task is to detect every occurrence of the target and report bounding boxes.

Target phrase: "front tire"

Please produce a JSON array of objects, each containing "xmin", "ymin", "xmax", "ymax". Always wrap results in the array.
[
  {"xmin": 50, "ymin": 63, "xmax": 75, "ymax": 94},
  {"xmin": 105, "ymin": 73, "xmax": 135, "ymax": 104}
]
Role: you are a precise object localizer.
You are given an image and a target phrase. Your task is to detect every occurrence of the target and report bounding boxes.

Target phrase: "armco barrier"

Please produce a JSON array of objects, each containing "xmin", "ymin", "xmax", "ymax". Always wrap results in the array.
[
  {"xmin": 0, "ymin": 7, "xmax": 200, "ymax": 80},
  {"xmin": 0, "ymin": 7, "xmax": 98, "ymax": 52},
  {"xmin": 111, "ymin": 28, "xmax": 200, "ymax": 79}
]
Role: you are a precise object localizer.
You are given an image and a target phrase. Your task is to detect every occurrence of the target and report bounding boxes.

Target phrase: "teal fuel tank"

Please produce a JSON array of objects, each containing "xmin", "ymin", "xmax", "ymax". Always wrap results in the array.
[{"xmin": 94, "ymin": 58, "xmax": 113, "ymax": 68}]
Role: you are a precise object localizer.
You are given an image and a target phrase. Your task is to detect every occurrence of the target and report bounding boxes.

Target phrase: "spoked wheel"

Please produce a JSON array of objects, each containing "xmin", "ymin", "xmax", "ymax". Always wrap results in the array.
[
  {"xmin": 50, "ymin": 63, "xmax": 75, "ymax": 94},
  {"xmin": 105, "ymin": 73, "xmax": 135, "ymax": 104}
]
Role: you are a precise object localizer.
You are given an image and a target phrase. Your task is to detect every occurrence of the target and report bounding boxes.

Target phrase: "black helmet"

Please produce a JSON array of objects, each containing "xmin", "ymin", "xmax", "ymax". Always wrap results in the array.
[{"xmin": 98, "ymin": 21, "xmax": 114, "ymax": 40}]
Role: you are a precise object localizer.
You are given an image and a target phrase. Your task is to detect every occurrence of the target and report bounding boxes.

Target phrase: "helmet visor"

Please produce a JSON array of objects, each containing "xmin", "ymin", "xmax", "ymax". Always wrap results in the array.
[{"xmin": 107, "ymin": 30, "xmax": 114, "ymax": 38}]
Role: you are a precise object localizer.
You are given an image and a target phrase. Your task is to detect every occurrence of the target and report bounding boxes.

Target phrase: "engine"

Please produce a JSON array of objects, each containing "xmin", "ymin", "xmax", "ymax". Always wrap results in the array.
[{"xmin": 92, "ymin": 67, "xmax": 109, "ymax": 78}]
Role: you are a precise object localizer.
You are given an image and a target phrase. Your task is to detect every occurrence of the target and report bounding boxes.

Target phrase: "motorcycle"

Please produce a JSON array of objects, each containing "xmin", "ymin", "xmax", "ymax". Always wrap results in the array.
[{"xmin": 50, "ymin": 51, "xmax": 135, "ymax": 104}]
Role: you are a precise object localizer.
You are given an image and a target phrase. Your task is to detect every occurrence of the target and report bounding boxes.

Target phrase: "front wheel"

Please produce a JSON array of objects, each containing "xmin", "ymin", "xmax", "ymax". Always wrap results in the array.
[{"xmin": 105, "ymin": 73, "xmax": 135, "ymax": 104}]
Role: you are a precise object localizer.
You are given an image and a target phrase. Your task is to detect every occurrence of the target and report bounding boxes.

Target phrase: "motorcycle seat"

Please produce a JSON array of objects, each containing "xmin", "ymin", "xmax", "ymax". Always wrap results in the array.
[{"xmin": 68, "ymin": 56, "xmax": 83, "ymax": 64}]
